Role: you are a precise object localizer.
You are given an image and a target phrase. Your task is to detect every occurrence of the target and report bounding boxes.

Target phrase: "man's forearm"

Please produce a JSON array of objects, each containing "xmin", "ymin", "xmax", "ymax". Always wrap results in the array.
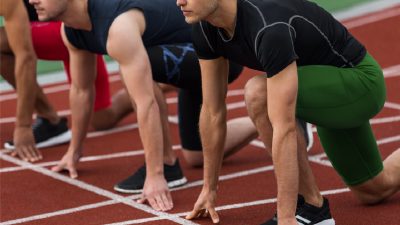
[
  {"xmin": 137, "ymin": 100, "xmax": 164, "ymax": 176},
  {"xmin": 15, "ymin": 54, "xmax": 37, "ymax": 127},
  {"xmin": 200, "ymin": 106, "xmax": 227, "ymax": 190},
  {"xmin": 272, "ymin": 128, "xmax": 298, "ymax": 221},
  {"xmin": 69, "ymin": 85, "xmax": 95, "ymax": 151}
]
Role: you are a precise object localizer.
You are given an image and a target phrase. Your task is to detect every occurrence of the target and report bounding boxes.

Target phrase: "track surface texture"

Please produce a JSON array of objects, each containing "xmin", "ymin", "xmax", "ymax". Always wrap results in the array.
[{"xmin": 1, "ymin": 6, "xmax": 400, "ymax": 225}]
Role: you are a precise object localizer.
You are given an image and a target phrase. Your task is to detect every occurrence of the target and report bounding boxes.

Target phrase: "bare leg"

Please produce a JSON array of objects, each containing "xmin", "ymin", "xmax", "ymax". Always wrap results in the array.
[
  {"xmin": 350, "ymin": 148, "xmax": 400, "ymax": 204},
  {"xmin": 91, "ymin": 83, "xmax": 177, "ymax": 130},
  {"xmin": 182, "ymin": 116, "xmax": 259, "ymax": 167},
  {"xmin": 244, "ymin": 74, "xmax": 323, "ymax": 207},
  {"xmin": 0, "ymin": 27, "xmax": 59, "ymax": 124},
  {"xmin": 159, "ymin": 83, "xmax": 178, "ymax": 94},
  {"xmin": 91, "ymin": 89, "xmax": 134, "ymax": 130}
]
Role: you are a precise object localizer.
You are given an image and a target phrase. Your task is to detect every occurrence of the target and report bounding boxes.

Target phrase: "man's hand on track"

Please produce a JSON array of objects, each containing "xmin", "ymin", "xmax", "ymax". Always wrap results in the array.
[
  {"xmin": 137, "ymin": 175, "xmax": 174, "ymax": 211},
  {"xmin": 51, "ymin": 150, "xmax": 82, "ymax": 179},
  {"xmin": 186, "ymin": 188, "xmax": 219, "ymax": 223},
  {"xmin": 11, "ymin": 127, "xmax": 42, "ymax": 162}
]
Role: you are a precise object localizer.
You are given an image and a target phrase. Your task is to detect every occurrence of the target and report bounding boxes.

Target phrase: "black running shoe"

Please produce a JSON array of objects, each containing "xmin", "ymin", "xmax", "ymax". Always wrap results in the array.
[
  {"xmin": 4, "ymin": 117, "xmax": 71, "ymax": 150},
  {"xmin": 296, "ymin": 119, "xmax": 314, "ymax": 152},
  {"xmin": 261, "ymin": 195, "xmax": 335, "ymax": 225},
  {"xmin": 114, "ymin": 158, "xmax": 187, "ymax": 194}
]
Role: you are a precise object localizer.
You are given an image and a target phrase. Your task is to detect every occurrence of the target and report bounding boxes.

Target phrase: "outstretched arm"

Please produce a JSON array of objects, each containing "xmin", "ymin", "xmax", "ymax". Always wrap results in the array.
[
  {"xmin": 186, "ymin": 57, "xmax": 229, "ymax": 223},
  {"xmin": 107, "ymin": 9, "xmax": 172, "ymax": 211},
  {"xmin": 51, "ymin": 24, "xmax": 97, "ymax": 179},
  {"xmin": 267, "ymin": 61, "xmax": 299, "ymax": 224},
  {"xmin": 1, "ymin": 0, "xmax": 41, "ymax": 162}
]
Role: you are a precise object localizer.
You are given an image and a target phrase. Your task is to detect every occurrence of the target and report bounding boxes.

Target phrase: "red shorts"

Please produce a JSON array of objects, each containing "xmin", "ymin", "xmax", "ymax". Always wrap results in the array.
[{"xmin": 30, "ymin": 21, "xmax": 111, "ymax": 112}]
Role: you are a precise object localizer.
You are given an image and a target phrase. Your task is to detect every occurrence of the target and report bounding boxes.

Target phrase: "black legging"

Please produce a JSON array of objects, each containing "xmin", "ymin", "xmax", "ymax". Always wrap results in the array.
[{"xmin": 147, "ymin": 43, "xmax": 243, "ymax": 150}]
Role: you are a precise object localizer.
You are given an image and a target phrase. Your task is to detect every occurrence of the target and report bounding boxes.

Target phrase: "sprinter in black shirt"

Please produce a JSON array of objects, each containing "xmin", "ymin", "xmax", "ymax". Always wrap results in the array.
[{"xmin": 179, "ymin": 0, "xmax": 400, "ymax": 224}]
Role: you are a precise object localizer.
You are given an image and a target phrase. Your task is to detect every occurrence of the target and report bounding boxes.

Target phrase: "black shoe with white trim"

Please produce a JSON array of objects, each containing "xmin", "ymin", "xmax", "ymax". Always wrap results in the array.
[
  {"xmin": 4, "ymin": 117, "xmax": 71, "ymax": 150},
  {"xmin": 261, "ymin": 195, "xmax": 335, "ymax": 225},
  {"xmin": 296, "ymin": 118, "xmax": 314, "ymax": 152},
  {"xmin": 114, "ymin": 158, "xmax": 187, "ymax": 194}
]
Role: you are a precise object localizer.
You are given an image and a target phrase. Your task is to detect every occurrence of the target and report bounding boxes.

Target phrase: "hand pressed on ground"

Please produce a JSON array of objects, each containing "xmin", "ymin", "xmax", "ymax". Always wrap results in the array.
[
  {"xmin": 137, "ymin": 175, "xmax": 174, "ymax": 211},
  {"xmin": 51, "ymin": 150, "xmax": 82, "ymax": 179},
  {"xmin": 11, "ymin": 127, "xmax": 42, "ymax": 162},
  {"xmin": 186, "ymin": 188, "xmax": 219, "ymax": 223}
]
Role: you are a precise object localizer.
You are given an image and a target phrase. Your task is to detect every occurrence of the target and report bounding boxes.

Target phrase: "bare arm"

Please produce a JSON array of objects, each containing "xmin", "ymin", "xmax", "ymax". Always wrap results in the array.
[
  {"xmin": 267, "ymin": 61, "xmax": 299, "ymax": 224},
  {"xmin": 107, "ymin": 9, "xmax": 170, "ymax": 210},
  {"xmin": 1, "ymin": 0, "xmax": 41, "ymax": 161},
  {"xmin": 51, "ymin": 25, "xmax": 96, "ymax": 179},
  {"xmin": 187, "ymin": 57, "xmax": 229, "ymax": 223}
]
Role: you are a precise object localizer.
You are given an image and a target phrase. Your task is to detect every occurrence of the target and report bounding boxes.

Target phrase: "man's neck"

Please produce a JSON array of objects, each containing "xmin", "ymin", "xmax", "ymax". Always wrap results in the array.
[
  {"xmin": 206, "ymin": 0, "xmax": 237, "ymax": 38},
  {"xmin": 61, "ymin": 0, "xmax": 92, "ymax": 31}
]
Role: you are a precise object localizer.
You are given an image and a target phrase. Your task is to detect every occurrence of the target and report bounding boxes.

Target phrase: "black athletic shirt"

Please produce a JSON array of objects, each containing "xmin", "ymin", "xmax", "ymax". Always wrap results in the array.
[
  {"xmin": 192, "ymin": 0, "xmax": 366, "ymax": 77},
  {"xmin": 23, "ymin": 0, "xmax": 38, "ymax": 22},
  {"xmin": 64, "ymin": 0, "xmax": 192, "ymax": 55}
]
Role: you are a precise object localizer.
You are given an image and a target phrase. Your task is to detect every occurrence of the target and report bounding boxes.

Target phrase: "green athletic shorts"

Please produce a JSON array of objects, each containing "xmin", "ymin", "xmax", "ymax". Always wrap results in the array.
[{"xmin": 295, "ymin": 52, "xmax": 386, "ymax": 186}]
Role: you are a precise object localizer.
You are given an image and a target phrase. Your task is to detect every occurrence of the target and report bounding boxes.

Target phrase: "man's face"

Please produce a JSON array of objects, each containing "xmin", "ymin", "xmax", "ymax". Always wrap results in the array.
[
  {"xmin": 29, "ymin": 0, "xmax": 68, "ymax": 22},
  {"xmin": 177, "ymin": 0, "xmax": 217, "ymax": 24}
]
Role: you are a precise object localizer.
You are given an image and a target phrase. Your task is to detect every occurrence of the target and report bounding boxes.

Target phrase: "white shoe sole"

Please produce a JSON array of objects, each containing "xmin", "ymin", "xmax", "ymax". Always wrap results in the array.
[
  {"xmin": 313, "ymin": 218, "xmax": 335, "ymax": 225},
  {"xmin": 114, "ymin": 177, "xmax": 188, "ymax": 194},
  {"xmin": 306, "ymin": 122, "xmax": 314, "ymax": 152},
  {"xmin": 4, "ymin": 130, "xmax": 72, "ymax": 150}
]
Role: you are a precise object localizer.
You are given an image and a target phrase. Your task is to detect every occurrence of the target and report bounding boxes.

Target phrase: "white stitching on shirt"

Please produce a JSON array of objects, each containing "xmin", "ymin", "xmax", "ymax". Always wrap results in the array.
[
  {"xmin": 244, "ymin": 0, "xmax": 266, "ymax": 27},
  {"xmin": 254, "ymin": 22, "xmax": 296, "ymax": 57},
  {"xmin": 246, "ymin": 0, "xmax": 353, "ymax": 67},
  {"xmin": 289, "ymin": 15, "xmax": 352, "ymax": 67},
  {"xmin": 199, "ymin": 21, "xmax": 215, "ymax": 52}
]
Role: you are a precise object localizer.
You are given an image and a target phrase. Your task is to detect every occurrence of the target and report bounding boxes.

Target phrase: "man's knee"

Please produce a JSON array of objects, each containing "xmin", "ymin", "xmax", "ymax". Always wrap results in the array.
[
  {"xmin": 91, "ymin": 107, "xmax": 117, "ymax": 130},
  {"xmin": 244, "ymin": 74, "xmax": 268, "ymax": 118},
  {"xmin": 181, "ymin": 149, "xmax": 203, "ymax": 167},
  {"xmin": 349, "ymin": 172, "xmax": 394, "ymax": 205}
]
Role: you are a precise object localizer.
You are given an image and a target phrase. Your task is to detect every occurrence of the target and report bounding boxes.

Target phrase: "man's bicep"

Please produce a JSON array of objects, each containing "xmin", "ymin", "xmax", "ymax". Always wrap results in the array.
[
  {"xmin": 68, "ymin": 49, "xmax": 97, "ymax": 89},
  {"xmin": 267, "ymin": 61, "xmax": 298, "ymax": 125},
  {"xmin": 2, "ymin": 0, "xmax": 34, "ymax": 56},
  {"xmin": 257, "ymin": 26, "xmax": 298, "ymax": 78},
  {"xmin": 199, "ymin": 58, "xmax": 229, "ymax": 109}
]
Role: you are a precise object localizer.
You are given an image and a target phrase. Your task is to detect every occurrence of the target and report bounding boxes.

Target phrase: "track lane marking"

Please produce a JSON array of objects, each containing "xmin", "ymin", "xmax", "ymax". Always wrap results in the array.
[
  {"xmin": 0, "ymin": 153, "xmax": 199, "ymax": 225},
  {"xmin": 342, "ymin": 6, "xmax": 400, "ymax": 29},
  {"xmin": 106, "ymin": 188, "xmax": 351, "ymax": 225},
  {"xmin": 0, "ymin": 145, "xmax": 181, "ymax": 173},
  {"xmin": 0, "ymin": 160, "xmax": 275, "ymax": 224},
  {"xmin": 0, "ymin": 89, "xmax": 245, "ymax": 124}
]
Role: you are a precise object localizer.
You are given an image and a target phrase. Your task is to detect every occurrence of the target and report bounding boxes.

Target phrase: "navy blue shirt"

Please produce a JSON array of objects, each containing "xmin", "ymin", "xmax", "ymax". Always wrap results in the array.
[
  {"xmin": 65, "ymin": 0, "xmax": 192, "ymax": 55},
  {"xmin": 192, "ymin": 0, "xmax": 366, "ymax": 77}
]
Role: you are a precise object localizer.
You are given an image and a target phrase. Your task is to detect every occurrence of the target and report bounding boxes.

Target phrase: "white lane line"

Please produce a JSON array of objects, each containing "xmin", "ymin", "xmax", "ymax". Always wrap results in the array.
[
  {"xmin": 0, "ymin": 159, "xmax": 274, "ymax": 224},
  {"xmin": 384, "ymin": 102, "xmax": 400, "ymax": 111},
  {"xmin": 109, "ymin": 188, "xmax": 351, "ymax": 225},
  {"xmin": 377, "ymin": 134, "xmax": 400, "ymax": 145},
  {"xmin": 0, "ymin": 145, "xmax": 181, "ymax": 174},
  {"xmin": 311, "ymin": 114, "xmax": 400, "ymax": 132},
  {"xmin": 0, "ymin": 153, "xmax": 199, "ymax": 225},
  {"xmin": 252, "ymin": 133, "xmax": 400, "ymax": 168},
  {"xmin": 0, "ymin": 200, "xmax": 118, "ymax": 225},
  {"xmin": 0, "ymin": 75, "xmax": 119, "ymax": 102},
  {"xmin": 0, "ymin": 110, "xmax": 71, "ymax": 124},
  {"xmin": 383, "ymin": 64, "xmax": 400, "ymax": 78},
  {"xmin": 0, "ymin": 89, "xmax": 245, "ymax": 124},
  {"xmin": 333, "ymin": 0, "xmax": 400, "ymax": 22},
  {"xmin": 342, "ymin": 6, "xmax": 400, "ymax": 29}
]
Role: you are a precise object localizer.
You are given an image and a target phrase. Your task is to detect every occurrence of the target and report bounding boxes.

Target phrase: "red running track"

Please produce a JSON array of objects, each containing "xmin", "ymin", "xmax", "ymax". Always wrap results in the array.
[{"xmin": 1, "ymin": 7, "xmax": 400, "ymax": 225}]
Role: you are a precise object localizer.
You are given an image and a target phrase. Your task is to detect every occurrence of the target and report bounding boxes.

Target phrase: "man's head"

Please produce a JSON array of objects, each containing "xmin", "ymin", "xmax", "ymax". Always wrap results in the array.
[
  {"xmin": 177, "ymin": 0, "xmax": 218, "ymax": 24},
  {"xmin": 29, "ymin": 0, "xmax": 68, "ymax": 22}
]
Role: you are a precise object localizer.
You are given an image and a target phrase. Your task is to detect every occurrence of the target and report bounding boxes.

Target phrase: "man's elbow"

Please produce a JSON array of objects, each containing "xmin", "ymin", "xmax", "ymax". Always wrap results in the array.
[{"xmin": 201, "ymin": 104, "xmax": 227, "ymax": 124}]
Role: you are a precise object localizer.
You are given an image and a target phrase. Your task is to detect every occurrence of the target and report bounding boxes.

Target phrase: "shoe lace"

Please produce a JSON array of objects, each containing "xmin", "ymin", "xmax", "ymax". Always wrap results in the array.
[{"xmin": 31, "ymin": 118, "xmax": 44, "ymax": 131}]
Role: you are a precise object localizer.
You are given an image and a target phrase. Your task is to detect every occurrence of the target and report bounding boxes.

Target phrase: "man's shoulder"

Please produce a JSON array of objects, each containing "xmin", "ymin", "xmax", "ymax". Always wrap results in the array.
[{"xmin": 241, "ymin": 0, "xmax": 299, "ymax": 20}]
